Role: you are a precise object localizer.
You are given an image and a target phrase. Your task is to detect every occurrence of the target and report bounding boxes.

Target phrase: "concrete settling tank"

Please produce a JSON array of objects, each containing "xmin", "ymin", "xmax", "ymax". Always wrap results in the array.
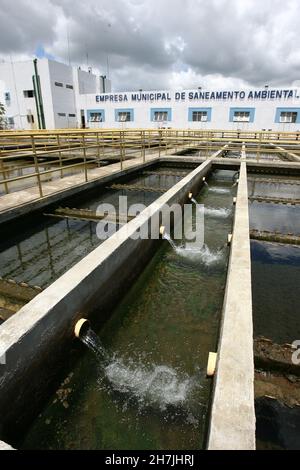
[{"xmin": 0, "ymin": 158, "xmax": 245, "ymax": 449}]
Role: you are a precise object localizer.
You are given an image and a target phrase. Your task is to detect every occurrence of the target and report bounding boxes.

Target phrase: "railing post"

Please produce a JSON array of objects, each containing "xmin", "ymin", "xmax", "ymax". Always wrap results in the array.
[
  {"xmin": 142, "ymin": 130, "xmax": 145, "ymax": 163},
  {"xmin": 31, "ymin": 135, "xmax": 43, "ymax": 197},
  {"xmin": 158, "ymin": 129, "xmax": 162, "ymax": 158},
  {"xmin": 120, "ymin": 131, "xmax": 123, "ymax": 170},
  {"xmin": 0, "ymin": 156, "xmax": 9, "ymax": 194},
  {"xmin": 82, "ymin": 134, "xmax": 88, "ymax": 182},
  {"xmin": 56, "ymin": 134, "xmax": 63, "ymax": 178},
  {"xmin": 96, "ymin": 132, "xmax": 101, "ymax": 167}
]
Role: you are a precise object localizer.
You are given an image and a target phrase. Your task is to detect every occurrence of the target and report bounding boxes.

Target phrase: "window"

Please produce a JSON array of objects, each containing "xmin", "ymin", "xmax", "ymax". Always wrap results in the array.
[
  {"xmin": 27, "ymin": 114, "xmax": 34, "ymax": 124},
  {"xmin": 68, "ymin": 113, "xmax": 76, "ymax": 118},
  {"xmin": 154, "ymin": 111, "xmax": 168, "ymax": 122},
  {"xmin": 192, "ymin": 111, "xmax": 208, "ymax": 122},
  {"xmin": 4, "ymin": 92, "xmax": 10, "ymax": 101},
  {"xmin": 66, "ymin": 84, "xmax": 74, "ymax": 90},
  {"xmin": 58, "ymin": 112, "xmax": 66, "ymax": 117},
  {"xmin": 8, "ymin": 117, "xmax": 14, "ymax": 125},
  {"xmin": 55, "ymin": 82, "xmax": 63, "ymax": 87},
  {"xmin": 89, "ymin": 112, "xmax": 103, "ymax": 122},
  {"xmin": 23, "ymin": 90, "xmax": 34, "ymax": 98},
  {"xmin": 118, "ymin": 112, "xmax": 131, "ymax": 122},
  {"xmin": 233, "ymin": 111, "xmax": 250, "ymax": 122},
  {"xmin": 280, "ymin": 111, "xmax": 297, "ymax": 123}
]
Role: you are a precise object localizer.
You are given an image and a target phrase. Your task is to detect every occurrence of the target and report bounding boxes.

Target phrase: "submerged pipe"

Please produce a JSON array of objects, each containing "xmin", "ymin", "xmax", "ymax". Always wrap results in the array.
[{"xmin": 74, "ymin": 318, "xmax": 90, "ymax": 338}]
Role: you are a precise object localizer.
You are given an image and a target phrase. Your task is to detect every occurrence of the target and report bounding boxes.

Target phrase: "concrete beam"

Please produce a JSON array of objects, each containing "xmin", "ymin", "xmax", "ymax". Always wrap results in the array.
[
  {"xmin": 271, "ymin": 144, "xmax": 300, "ymax": 163},
  {"xmin": 207, "ymin": 161, "xmax": 256, "ymax": 450},
  {"xmin": 0, "ymin": 159, "xmax": 212, "ymax": 443}
]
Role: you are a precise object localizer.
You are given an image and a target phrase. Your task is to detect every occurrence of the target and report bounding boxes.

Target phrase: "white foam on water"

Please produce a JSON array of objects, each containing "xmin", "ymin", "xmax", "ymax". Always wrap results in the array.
[
  {"xmin": 175, "ymin": 244, "xmax": 224, "ymax": 266},
  {"xmin": 81, "ymin": 329, "xmax": 197, "ymax": 411},
  {"xmin": 103, "ymin": 361, "xmax": 193, "ymax": 410},
  {"xmin": 204, "ymin": 207, "xmax": 231, "ymax": 218},
  {"xmin": 209, "ymin": 187, "xmax": 231, "ymax": 194}
]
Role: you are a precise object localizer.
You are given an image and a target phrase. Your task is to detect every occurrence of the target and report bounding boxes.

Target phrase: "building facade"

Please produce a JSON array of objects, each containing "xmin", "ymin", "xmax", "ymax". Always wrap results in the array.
[
  {"xmin": 82, "ymin": 88, "xmax": 300, "ymax": 132},
  {"xmin": 1, "ymin": 58, "xmax": 300, "ymax": 131},
  {"xmin": 0, "ymin": 58, "xmax": 111, "ymax": 130}
]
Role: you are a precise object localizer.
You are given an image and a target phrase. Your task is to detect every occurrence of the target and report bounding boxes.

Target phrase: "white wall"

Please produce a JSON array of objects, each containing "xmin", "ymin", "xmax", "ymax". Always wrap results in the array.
[
  {"xmin": 48, "ymin": 60, "xmax": 77, "ymax": 129},
  {"xmin": 0, "ymin": 60, "xmax": 38, "ymax": 129},
  {"xmin": 0, "ymin": 59, "xmax": 103, "ymax": 130},
  {"xmin": 79, "ymin": 88, "xmax": 300, "ymax": 131}
]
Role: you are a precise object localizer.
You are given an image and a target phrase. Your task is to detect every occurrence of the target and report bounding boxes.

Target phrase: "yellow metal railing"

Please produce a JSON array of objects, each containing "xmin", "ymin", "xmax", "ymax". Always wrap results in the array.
[{"xmin": 0, "ymin": 128, "xmax": 299, "ymax": 197}]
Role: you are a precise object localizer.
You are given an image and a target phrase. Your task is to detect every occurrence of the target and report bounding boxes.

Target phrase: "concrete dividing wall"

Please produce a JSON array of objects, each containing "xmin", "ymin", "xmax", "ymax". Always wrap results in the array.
[
  {"xmin": 273, "ymin": 144, "xmax": 300, "ymax": 163},
  {"xmin": 0, "ymin": 159, "xmax": 212, "ymax": 444},
  {"xmin": 207, "ymin": 161, "xmax": 256, "ymax": 450}
]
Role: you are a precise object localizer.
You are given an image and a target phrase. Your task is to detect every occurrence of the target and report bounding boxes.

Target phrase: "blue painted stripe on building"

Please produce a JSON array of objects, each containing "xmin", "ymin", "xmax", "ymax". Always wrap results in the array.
[
  {"xmin": 150, "ymin": 108, "xmax": 172, "ymax": 121},
  {"xmin": 229, "ymin": 107, "xmax": 256, "ymax": 123},
  {"xmin": 188, "ymin": 107, "xmax": 212, "ymax": 122},
  {"xmin": 114, "ymin": 108, "xmax": 134, "ymax": 121},
  {"xmin": 87, "ymin": 109, "xmax": 105, "ymax": 121},
  {"xmin": 275, "ymin": 108, "xmax": 300, "ymax": 123}
]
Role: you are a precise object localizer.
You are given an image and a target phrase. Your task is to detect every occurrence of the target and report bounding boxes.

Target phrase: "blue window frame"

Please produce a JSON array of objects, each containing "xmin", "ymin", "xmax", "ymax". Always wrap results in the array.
[
  {"xmin": 188, "ymin": 108, "xmax": 212, "ymax": 122},
  {"xmin": 150, "ymin": 108, "xmax": 172, "ymax": 122},
  {"xmin": 229, "ymin": 108, "xmax": 255, "ymax": 123},
  {"xmin": 87, "ymin": 109, "xmax": 105, "ymax": 123},
  {"xmin": 115, "ymin": 108, "xmax": 134, "ymax": 122},
  {"xmin": 275, "ymin": 108, "xmax": 300, "ymax": 124}
]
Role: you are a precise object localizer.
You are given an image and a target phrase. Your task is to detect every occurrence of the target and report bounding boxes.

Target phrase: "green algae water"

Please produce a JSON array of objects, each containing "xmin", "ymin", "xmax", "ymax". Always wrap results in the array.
[{"xmin": 20, "ymin": 170, "xmax": 236, "ymax": 450}]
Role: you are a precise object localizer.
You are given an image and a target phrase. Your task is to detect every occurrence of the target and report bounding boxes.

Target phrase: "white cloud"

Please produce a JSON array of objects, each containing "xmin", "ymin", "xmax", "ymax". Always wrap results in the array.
[{"xmin": 0, "ymin": 0, "xmax": 300, "ymax": 91}]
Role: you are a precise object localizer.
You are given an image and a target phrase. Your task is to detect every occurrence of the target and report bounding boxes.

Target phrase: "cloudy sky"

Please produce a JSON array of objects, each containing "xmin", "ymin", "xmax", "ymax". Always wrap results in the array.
[{"xmin": 0, "ymin": 0, "xmax": 300, "ymax": 91}]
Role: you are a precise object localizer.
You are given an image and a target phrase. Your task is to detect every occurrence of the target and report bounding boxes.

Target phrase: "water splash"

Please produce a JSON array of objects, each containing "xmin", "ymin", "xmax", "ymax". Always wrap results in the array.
[
  {"xmin": 80, "ymin": 328, "xmax": 201, "ymax": 414},
  {"xmin": 80, "ymin": 328, "xmax": 110, "ymax": 365},
  {"xmin": 175, "ymin": 244, "xmax": 224, "ymax": 266},
  {"xmin": 163, "ymin": 232, "xmax": 177, "ymax": 250},
  {"xmin": 204, "ymin": 207, "xmax": 231, "ymax": 218},
  {"xmin": 103, "ymin": 360, "xmax": 194, "ymax": 410},
  {"xmin": 209, "ymin": 187, "xmax": 231, "ymax": 194},
  {"xmin": 163, "ymin": 232, "xmax": 224, "ymax": 266}
]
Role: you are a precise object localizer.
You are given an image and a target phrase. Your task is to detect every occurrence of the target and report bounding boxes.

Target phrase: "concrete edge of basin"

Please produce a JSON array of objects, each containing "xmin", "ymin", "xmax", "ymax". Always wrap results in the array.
[
  {"xmin": 0, "ymin": 158, "xmax": 213, "ymax": 443},
  {"xmin": 207, "ymin": 161, "xmax": 256, "ymax": 450}
]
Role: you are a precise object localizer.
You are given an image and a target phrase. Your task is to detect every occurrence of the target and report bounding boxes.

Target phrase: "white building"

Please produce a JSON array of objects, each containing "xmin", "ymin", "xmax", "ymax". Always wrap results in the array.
[
  {"xmin": 81, "ymin": 87, "xmax": 300, "ymax": 132},
  {"xmin": 1, "ymin": 58, "xmax": 300, "ymax": 132},
  {"xmin": 0, "ymin": 58, "xmax": 111, "ymax": 130}
]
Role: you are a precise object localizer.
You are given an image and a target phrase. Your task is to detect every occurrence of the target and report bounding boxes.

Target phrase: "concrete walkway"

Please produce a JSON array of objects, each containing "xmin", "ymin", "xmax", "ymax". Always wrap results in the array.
[
  {"xmin": 207, "ymin": 161, "xmax": 256, "ymax": 450},
  {"xmin": 0, "ymin": 153, "xmax": 159, "ymax": 214}
]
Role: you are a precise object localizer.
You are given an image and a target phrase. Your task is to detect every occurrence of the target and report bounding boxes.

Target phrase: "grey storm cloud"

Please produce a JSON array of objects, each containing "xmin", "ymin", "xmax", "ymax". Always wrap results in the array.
[{"xmin": 1, "ymin": 0, "xmax": 300, "ymax": 90}]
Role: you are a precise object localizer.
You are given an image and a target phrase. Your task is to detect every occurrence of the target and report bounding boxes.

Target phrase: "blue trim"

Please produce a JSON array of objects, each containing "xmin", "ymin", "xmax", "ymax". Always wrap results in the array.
[
  {"xmin": 229, "ymin": 107, "xmax": 255, "ymax": 123},
  {"xmin": 275, "ymin": 108, "xmax": 300, "ymax": 123},
  {"xmin": 115, "ymin": 108, "xmax": 134, "ymax": 122},
  {"xmin": 188, "ymin": 107, "xmax": 212, "ymax": 122},
  {"xmin": 87, "ymin": 109, "xmax": 105, "ymax": 122},
  {"xmin": 150, "ymin": 108, "xmax": 172, "ymax": 121}
]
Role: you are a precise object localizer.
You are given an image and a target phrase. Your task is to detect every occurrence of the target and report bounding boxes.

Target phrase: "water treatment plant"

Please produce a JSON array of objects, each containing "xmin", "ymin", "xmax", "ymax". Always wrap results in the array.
[{"xmin": 0, "ymin": 128, "xmax": 299, "ymax": 452}]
